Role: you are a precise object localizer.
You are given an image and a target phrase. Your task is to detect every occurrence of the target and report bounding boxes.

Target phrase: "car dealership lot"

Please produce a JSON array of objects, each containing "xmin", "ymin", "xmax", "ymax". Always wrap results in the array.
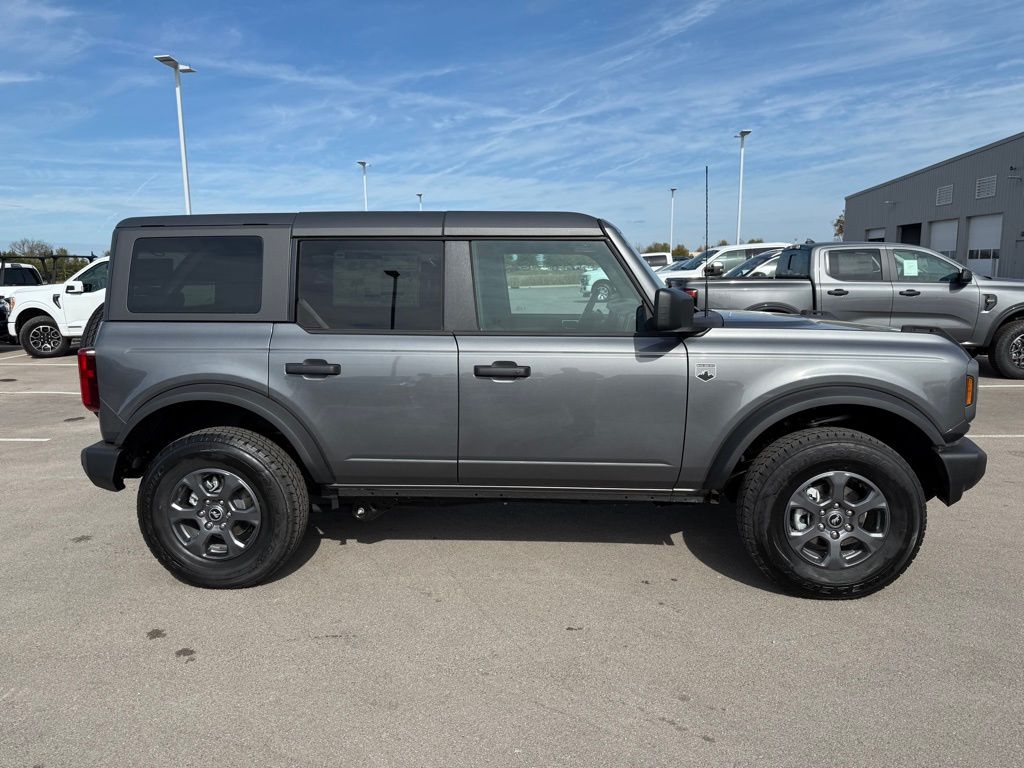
[{"xmin": 1, "ymin": 342, "xmax": 1021, "ymax": 767}]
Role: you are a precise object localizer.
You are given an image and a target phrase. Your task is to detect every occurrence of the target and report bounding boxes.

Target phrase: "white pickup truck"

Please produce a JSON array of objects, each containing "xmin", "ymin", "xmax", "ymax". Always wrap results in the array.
[{"xmin": 5, "ymin": 257, "xmax": 108, "ymax": 357}]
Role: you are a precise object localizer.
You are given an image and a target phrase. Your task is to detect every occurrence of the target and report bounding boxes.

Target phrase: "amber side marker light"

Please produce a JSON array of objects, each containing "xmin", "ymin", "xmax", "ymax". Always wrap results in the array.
[{"xmin": 965, "ymin": 376, "xmax": 975, "ymax": 407}]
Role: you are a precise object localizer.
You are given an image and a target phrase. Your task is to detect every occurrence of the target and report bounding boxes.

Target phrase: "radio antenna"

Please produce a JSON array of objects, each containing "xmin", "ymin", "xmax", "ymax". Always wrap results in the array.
[{"xmin": 704, "ymin": 165, "xmax": 709, "ymax": 315}]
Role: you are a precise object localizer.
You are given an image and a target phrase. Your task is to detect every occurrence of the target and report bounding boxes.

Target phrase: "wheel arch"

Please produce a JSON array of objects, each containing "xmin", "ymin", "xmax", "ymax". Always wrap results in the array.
[
  {"xmin": 984, "ymin": 303, "xmax": 1024, "ymax": 346},
  {"xmin": 116, "ymin": 385, "xmax": 333, "ymax": 485},
  {"xmin": 14, "ymin": 307, "xmax": 55, "ymax": 335},
  {"xmin": 706, "ymin": 387, "xmax": 947, "ymax": 500},
  {"xmin": 744, "ymin": 302, "xmax": 800, "ymax": 314}
]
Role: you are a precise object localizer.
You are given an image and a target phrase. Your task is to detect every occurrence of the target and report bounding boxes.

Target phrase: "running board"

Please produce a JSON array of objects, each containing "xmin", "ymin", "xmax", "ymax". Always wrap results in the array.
[{"xmin": 325, "ymin": 484, "xmax": 713, "ymax": 504}]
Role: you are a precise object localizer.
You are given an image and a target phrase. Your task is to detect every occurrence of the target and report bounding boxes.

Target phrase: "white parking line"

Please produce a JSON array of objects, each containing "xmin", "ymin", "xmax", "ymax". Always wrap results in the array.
[
  {"xmin": 0, "ymin": 362, "xmax": 77, "ymax": 366},
  {"xmin": 0, "ymin": 352, "xmax": 28, "ymax": 359},
  {"xmin": 980, "ymin": 384, "xmax": 1024, "ymax": 388},
  {"xmin": 0, "ymin": 391, "xmax": 79, "ymax": 395},
  {"xmin": 970, "ymin": 434, "xmax": 1024, "ymax": 438},
  {"xmin": 0, "ymin": 438, "xmax": 51, "ymax": 442}
]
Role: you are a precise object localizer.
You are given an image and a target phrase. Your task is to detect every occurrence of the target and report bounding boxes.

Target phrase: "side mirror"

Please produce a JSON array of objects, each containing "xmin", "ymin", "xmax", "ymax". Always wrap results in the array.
[
  {"xmin": 653, "ymin": 288, "xmax": 695, "ymax": 332},
  {"xmin": 957, "ymin": 268, "xmax": 973, "ymax": 284},
  {"xmin": 704, "ymin": 262, "xmax": 724, "ymax": 277},
  {"xmin": 65, "ymin": 281, "xmax": 84, "ymax": 294}
]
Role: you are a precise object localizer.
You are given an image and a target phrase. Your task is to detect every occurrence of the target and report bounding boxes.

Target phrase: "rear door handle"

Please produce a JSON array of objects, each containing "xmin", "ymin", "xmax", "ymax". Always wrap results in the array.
[
  {"xmin": 285, "ymin": 359, "xmax": 341, "ymax": 377},
  {"xmin": 827, "ymin": 288, "xmax": 849, "ymax": 296},
  {"xmin": 474, "ymin": 361, "xmax": 531, "ymax": 379},
  {"xmin": 899, "ymin": 289, "xmax": 921, "ymax": 297}
]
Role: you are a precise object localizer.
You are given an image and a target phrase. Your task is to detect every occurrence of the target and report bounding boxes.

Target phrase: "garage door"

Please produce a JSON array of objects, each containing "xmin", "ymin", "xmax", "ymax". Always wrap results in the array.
[
  {"xmin": 967, "ymin": 214, "xmax": 1003, "ymax": 277},
  {"xmin": 929, "ymin": 219, "xmax": 958, "ymax": 259},
  {"xmin": 866, "ymin": 228, "xmax": 885, "ymax": 242}
]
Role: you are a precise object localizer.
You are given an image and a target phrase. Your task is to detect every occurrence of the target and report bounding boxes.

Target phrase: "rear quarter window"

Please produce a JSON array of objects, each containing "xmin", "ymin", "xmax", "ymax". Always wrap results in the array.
[{"xmin": 127, "ymin": 236, "xmax": 263, "ymax": 314}]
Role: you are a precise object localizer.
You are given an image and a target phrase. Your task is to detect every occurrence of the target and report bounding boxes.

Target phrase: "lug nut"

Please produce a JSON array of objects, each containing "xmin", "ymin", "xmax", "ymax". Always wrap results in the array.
[
  {"xmin": 198, "ymin": 510, "xmax": 205, "ymax": 517},
  {"xmin": 818, "ymin": 523, "xmax": 825, "ymax": 530},
  {"xmin": 204, "ymin": 522, "xmax": 213, "ymax": 530},
  {"xmin": 845, "ymin": 524, "xmax": 853, "ymax": 531},
  {"xmin": 830, "ymin": 531, "xmax": 839, "ymax": 539},
  {"xmin": 219, "ymin": 523, "xmax": 226, "ymax": 529}
]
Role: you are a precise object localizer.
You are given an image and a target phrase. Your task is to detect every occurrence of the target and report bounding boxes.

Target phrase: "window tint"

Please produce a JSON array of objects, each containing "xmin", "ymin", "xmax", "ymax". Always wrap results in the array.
[
  {"xmin": 79, "ymin": 261, "xmax": 108, "ymax": 293},
  {"xmin": 893, "ymin": 248, "xmax": 961, "ymax": 283},
  {"xmin": 297, "ymin": 240, "xmax": 443, "ymax": 332},
  {"xmin": 826, "ymin": 248, "xmax": 883, "ymax": 282},
  {"xmin": 1, "ymin": 267, "xmax": 41, "ymax": 286},
  {"xmin": 775, "ymin": 248, "xmax": 810, "ymax": 278},
  {"xmin": 129, "ymin": 237, "xmax": 262, "ymax": 314},
  {"xmin": 471, "ymin": 240, "xmax": 642, "ymax": 333}
]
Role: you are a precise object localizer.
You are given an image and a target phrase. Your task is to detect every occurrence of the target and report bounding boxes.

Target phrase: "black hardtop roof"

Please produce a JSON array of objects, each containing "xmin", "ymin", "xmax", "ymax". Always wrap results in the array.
[{"xmin": 116, "ymin": 211, "xmax": 605, "ymax": 237}]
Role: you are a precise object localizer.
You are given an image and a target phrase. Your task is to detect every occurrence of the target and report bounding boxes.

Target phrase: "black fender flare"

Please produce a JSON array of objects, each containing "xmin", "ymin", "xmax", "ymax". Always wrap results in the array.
[
  {"xmin": 117, "ymin": 383, "xmax": 333, "ymax": 484},
  {"xmin": 703, "ymin": 385, "xmax": 945, "ymax": 489},
  {"xmin": 983, "ymin": 302, "xmax": 1024, "ymax": 346}
]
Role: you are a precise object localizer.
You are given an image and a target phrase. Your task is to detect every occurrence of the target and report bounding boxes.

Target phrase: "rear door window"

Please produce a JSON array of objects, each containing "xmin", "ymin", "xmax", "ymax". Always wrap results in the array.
[
  {"xmin": 825, "ymin": 248, "xmax": 883, "ymax": 282},
  {"xmin": 296, "ymin": 240, "xmax": 443, "ymax": 331},
  {"xmin": 128, "ymin": 236, "xmax": 263, "ymax": 314}
]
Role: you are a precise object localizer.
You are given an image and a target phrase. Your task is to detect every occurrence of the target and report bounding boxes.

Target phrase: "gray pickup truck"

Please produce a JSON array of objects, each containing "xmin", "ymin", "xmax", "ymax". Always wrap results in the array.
[
  {"xmin": 79, "ymin": 212, "xmax": 986, "ymax": 598},
  {"xmin": 667, "ymin": 242, "xmax": 1024, "ymax": 378}
]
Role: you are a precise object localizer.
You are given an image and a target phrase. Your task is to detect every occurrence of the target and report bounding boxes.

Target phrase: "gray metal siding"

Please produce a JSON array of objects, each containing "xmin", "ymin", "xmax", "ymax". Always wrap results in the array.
[{"xmin": 845, "ymin": 134, "xmax": 1024, "ymax": 278}]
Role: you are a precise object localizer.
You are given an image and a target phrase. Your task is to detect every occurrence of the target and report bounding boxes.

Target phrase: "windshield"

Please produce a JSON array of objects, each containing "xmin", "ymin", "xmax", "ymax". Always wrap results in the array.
[
  {"xmin": 724, "ymin": 252, "xmax": 777, "ymax": 278},
  {"xmin": 679, "ymin": 249, "xmax": 718, "ymax": 269}
]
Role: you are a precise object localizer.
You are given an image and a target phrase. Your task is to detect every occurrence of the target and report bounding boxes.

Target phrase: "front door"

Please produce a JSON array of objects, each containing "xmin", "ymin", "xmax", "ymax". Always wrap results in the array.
[
  {"xmin": 456, "ymin": 238, "xmax": 688, "ymax": 489},
  {"xmin": 815, "ymin": 246, "xmax": 894, "ymax": 326},
  {"xmin": 888, "ymin": 247, "xmax": 980, "ymax": 342},
  {"xmin": 268, "ymin": 239, "xmax": 457, "ymax": 485},
  {"xmin": 63, "ymin": 260, "xmax": 108, "ymax": 335}
]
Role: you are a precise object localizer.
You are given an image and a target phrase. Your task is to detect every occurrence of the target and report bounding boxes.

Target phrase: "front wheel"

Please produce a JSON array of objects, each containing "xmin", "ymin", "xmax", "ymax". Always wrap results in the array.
[
  {"xmin": 20, "ymin": 315, "xmax": 70, "ymax": 357},
  {"xmin": 989, "ymin": 319, "xmax": 1024, "ymax": 379},
  {"xmin": 138, "ymin": 427, "xmax": 309, "ymax": 588},
  {"xmin": 737, "ymin": 428, "xmax": 926, "ymax": 599}
]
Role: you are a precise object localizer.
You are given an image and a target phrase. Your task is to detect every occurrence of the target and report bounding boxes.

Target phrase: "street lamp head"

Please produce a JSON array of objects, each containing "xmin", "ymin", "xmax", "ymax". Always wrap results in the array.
[
  {"xmin": 357, "ymin": 160, "xmax": 369, "ymax": 170},
  {"xmin": 736, "ymin": 129, "xmax": 752, "ymax": 138},
  {"xmin": 154, "ymin": 54, "xmax": 194, "ymax": 73},
  {"xmin": 670, "ymin": 187, "xmax": 677, "ymax": 194}
]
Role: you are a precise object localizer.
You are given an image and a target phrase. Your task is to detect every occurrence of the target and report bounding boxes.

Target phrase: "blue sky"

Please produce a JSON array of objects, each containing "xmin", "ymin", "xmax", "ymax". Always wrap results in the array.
[{"xmin": 1, "ymin": 0, "xmax": 1022, "ymax": 254}]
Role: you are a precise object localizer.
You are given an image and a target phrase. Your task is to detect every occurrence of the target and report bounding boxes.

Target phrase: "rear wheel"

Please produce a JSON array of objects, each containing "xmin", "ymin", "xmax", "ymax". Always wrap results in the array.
[
  {"xmin": 137, "ymin": 427, "xmax": 309, "ymax": 588},
  {"xmin": 20, "ymin": 315, "xmax": 70, "ymax": 357},
  {"xmin": 80, "ymin": 303, "xmax": 104, "ymax": 348},
  {"xmin": 737, "ymin": 427, "xmax": 926, "ymax": 599},
  {"xmin": 989, "ymin": 319, "xmax": 1024, "ymax": 379}
]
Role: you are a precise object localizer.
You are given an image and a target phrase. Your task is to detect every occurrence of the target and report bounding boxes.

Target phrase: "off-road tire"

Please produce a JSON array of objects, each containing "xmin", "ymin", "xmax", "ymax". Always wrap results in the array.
[
  {"xmin": 737, "ymin": 427, "xmax": 926, "ymax": 599},
  {"xmin": 80, "ymin": 303, "xmax": 104, "ymax": 348},
  {"xmin": 138, "ymin": 427, "xmax": 309, "ymax": 588},
  {"xmin": 989, "ymin": 319, "xmax": 1024, "ymax": 379},
  {"xmin": 20, "ymin": 314, "xmax": 70, "ymax": 358}
]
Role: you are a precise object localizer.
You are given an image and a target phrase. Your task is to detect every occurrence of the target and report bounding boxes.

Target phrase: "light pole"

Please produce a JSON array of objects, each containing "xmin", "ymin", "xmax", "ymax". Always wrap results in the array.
[
  {"xmin": 154, "ymin": 54, "xmax": 195, "ymax": 215},
  {"xmin": 669, "ymin": 187, "xmax": 677, "ymax": 259},
  {"xmin": 417, "ymin": 192, "xmax": 423, "ymax": 211},
  {"xmin": 735, "ymin": 129, "xmax": 751, "ymax": 244},
  {"xmin": 357, "ymin": 161, "xmax": 369, "ymax": 211}
]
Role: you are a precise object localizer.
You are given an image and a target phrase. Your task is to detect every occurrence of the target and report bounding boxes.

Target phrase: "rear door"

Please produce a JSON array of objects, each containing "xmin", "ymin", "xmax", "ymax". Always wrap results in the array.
[
  {"xmin": 455, "ymin": 238, "xmax": 687, "ymax": 489},
  {"xmin": 268, "ymin": 239, "xmax": 458, "ymax": 485},
  {"xmin": 815, "ymin": 246, "xmax": 893, "ymax": 326},
  {"xmin": 888, "ymin": 247, "xmax": 979, "ymax": 341}
]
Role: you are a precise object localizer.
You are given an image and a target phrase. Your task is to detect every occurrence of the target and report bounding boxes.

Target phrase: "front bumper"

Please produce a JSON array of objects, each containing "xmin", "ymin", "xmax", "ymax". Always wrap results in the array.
[
  {"xmin": 81, "ymin": 440, "xmax": 126, "ymax": 492},
  {"xmin": 933, "ymin": 437, "xmax": 987, "ymax": 505}
]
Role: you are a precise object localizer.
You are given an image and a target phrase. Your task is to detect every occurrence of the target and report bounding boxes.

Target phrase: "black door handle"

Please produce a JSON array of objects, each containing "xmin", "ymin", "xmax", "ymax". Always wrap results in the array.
[
  {"xmin": 285, "ymin": 359, "xmax": 341, "ymax": 377},
  {"xmin": 827, "ymin": 288, "xmax": 849, "ymax": 296},
  {"xmin": 474, "ymin": 361, "xmax": 531, "ymax": 379},
  {"xmin": 899, "ymin": 289, "xmax": 921, "ymax": 297}
]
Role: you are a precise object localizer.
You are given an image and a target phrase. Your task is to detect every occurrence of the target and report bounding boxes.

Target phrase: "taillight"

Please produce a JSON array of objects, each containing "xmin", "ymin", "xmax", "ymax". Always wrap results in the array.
[
  {"xmin": 684, "ymin": 288, "xmax": 699, "ymax": 303},
  {"xmin": 78, "ymin": 348, "xmax": 100, "ymax": 413}
]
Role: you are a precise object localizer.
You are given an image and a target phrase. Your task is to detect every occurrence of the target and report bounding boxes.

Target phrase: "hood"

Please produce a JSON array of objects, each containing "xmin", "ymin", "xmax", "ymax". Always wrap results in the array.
[
  {"xmin": 712, "ymin": 309, "xmax": 895, "ymax": 333},
  {"xmin": 976, "ymin": 275, "xmax": 1024, "ymax": 290},
  {"xmin": 0, "ymin": 283, "xmax": 59, "ymax": 301}
]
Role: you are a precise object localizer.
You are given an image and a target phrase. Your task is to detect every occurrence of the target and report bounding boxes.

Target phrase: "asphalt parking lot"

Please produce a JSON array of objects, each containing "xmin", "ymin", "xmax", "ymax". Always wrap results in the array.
[{"xmin": 1, "ymin": 340, "xmax": 1021, "ymax": 767}]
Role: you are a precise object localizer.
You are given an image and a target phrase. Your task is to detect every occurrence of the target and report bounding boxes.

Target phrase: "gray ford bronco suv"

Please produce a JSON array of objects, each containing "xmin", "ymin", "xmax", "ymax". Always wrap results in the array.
[{"xmin": 80, "ymin": 212, "xmax": 986, "ymax": 597}]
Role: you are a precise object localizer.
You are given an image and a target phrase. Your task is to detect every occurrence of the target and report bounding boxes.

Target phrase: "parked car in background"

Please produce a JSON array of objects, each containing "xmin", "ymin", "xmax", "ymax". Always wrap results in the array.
[
  {"xmin": 660, "ymin": 242, "xmax": 792, "ymax": 281},
  {"xmin": 640, "ymin": 251, "xmax": 670, "ymax": 268},
  {"xmin": 668, "ymin": 242, "xmax": 1024, "ymax": 378},
  {"xmin": 723, "ymin": 250, "xmax": 782, "ymax": 279},
  {"xmin": 5, "ymin": 257, "xmax": 108, "ymax": 357},
  {"xmin": 0, "ymin": 261, "xmax": 45, "ymax": 288}
]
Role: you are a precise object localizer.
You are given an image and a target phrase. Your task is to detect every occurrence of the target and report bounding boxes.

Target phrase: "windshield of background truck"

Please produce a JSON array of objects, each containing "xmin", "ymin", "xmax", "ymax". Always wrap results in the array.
[{"xmin": 679, "ymin": 249, "xmax": 719, "ymax": 269}]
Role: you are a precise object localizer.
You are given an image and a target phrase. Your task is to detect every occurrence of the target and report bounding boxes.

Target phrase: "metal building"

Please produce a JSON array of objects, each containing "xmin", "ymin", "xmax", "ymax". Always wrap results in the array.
[{"xmin": 844, "ymin": 132, "xmax": 1024, "ymax": 278}]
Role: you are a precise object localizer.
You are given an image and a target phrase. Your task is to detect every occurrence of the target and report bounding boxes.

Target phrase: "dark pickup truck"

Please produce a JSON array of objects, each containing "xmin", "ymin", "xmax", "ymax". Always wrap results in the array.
[{"xmin": 668, "ymin": 242, "xmax": 1024, "ymax": 378}]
